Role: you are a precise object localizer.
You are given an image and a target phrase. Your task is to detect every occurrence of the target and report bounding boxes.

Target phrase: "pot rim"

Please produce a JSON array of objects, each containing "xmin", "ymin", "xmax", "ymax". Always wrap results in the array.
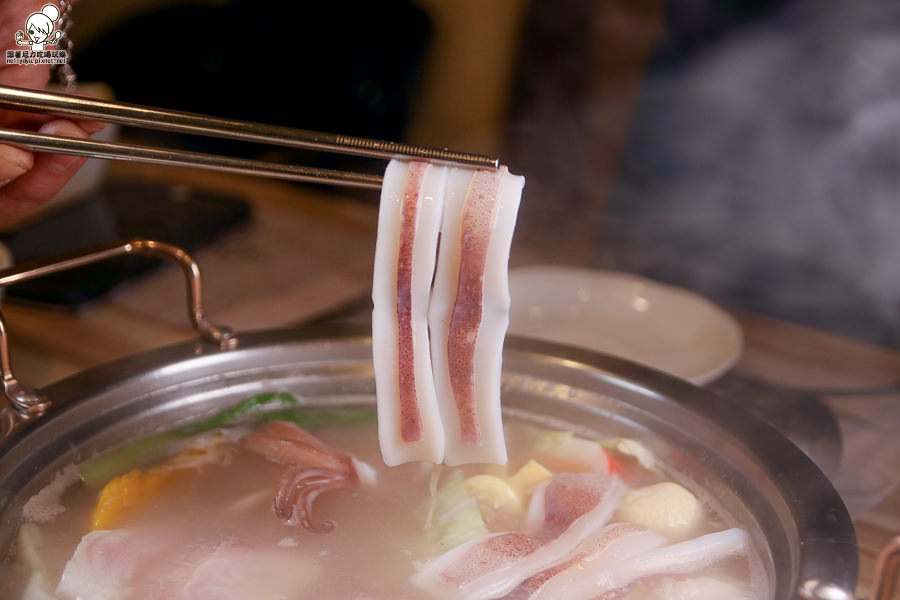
[{"xmin": 0, "ymin": 324, "xmax": 858, "ymax": 597}]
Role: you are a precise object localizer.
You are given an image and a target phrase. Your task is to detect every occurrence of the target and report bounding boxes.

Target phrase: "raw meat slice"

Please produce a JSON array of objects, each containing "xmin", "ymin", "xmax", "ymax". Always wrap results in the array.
[
  {"xmin": 55, "ymin": 529, "xmax": 165, "ymax": 600},
  {"xmin": 177, "ymin": 540, "xmax": 318, "ymax": 600},
  {"xmin": 56, "ymin": 529, "xmax": 318, "ymax": 600}
]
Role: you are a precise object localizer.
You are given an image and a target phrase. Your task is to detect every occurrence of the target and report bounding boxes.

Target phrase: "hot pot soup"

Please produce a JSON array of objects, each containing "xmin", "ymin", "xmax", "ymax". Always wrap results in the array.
[{"xmin": 0, "ymin": 391, "xmax": 768, "ymax": 600}]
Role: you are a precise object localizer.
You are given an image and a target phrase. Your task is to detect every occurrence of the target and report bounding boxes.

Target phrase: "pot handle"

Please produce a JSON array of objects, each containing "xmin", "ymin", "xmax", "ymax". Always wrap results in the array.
[
  {"xmin": 870, "ymin": 535, "xmax": 900, "ymax": 600},
  {"xmin": 0, "ymin": 238, "xmax": 237, "ymax": 418},
  {"xmin": 798, "ymin": 536, "xmax": 900, "ymax": 600}
]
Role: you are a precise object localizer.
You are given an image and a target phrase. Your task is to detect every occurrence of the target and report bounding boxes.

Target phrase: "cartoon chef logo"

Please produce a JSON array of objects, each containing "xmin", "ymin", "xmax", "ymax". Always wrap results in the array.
[{"xmin": 15, "ymin": 4, "xmax": 63, "ymax": 52}]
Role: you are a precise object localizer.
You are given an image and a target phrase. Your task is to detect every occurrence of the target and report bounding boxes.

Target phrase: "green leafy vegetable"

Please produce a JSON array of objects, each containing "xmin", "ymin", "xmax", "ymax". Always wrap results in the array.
[
  {"xmin": 174, "ymin": 391, "xmax": 299, "ymax": 435},
  {"xmin": 77, "ymin": 391, "xmax": 374, "ymax": 489},
  {"xmin": 256, "ymin": 407, "xmax": 373, "ymax": 429}
]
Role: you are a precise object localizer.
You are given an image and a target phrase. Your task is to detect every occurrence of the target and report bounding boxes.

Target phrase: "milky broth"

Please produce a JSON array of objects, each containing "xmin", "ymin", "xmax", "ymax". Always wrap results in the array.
[{"xmin": 0, "ymin": 414, "xmax": 768, "ymax": 599}]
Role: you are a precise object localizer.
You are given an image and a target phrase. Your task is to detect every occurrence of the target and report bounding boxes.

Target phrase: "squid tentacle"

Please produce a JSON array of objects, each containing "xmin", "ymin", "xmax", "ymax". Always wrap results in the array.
[
  {"xmin": 241, "ymin": 421, "xmax": 361, "ymax": 531},
  {"xmin": 274, "ymin": 466, "xmax": 354, "ymax": 531}
]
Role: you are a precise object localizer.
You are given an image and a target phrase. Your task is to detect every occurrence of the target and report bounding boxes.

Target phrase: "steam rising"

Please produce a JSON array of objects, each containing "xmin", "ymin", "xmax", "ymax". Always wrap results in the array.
[
  {"xmin": 609, "ymin": 0, "xmax": 900, "ymax": 347},
  {"xmin": 510, "ymin": 0, "xmax": 900, "ymax": 348},
  {"xmin": 505, "ymin": 0, "xmax": 900, "ymax": 515}
]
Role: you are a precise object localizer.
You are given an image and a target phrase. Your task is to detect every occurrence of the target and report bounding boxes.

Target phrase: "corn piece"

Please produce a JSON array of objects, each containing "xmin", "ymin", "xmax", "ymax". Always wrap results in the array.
[
  {"xmin": 507, "ymin": 460, "xmax": 552, "ymax": 497},
  {"xmin": 463, "ymin": 474, "xmax": 523, "ymax": 528}
]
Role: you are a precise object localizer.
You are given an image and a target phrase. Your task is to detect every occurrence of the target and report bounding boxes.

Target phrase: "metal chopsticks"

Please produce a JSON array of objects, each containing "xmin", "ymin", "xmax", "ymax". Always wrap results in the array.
[{"xmin": 0, "ymin": 84, "xmax": 500, "ymax": 190}]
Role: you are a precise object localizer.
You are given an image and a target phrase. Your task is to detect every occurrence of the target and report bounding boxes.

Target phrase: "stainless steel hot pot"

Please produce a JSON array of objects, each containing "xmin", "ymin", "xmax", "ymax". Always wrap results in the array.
[{"xmin": 0, "ymin": 241, "xmax": 862, "ymax": 599}]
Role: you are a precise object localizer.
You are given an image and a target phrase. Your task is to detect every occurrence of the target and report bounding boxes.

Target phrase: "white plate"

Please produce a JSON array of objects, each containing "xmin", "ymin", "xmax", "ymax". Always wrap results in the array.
[{"xmin": 508, "ymin": 266, "xmax": 743, "ymax": 384}]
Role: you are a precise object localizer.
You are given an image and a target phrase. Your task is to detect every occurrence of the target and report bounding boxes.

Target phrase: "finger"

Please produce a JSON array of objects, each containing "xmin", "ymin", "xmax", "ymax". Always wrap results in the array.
[
  {"xmin": 0, "ymin": 143, "xmax": 34, "ymax": 185},
  {"xmin": 1, "ymin": 110, "xmax": 108, "ymax": 135},
  {"xmin": 78, "ymin": 119, "xmax": 108, "ymax": 135},
  {"xmin": 0, "ymin": 96, "xmax": 109, "ymax": 134},
  {"xmin": 0, "ymin": 80, "xmax": 109, "ymax": 134},
  {"xmin": 0, "ymin": 119, "xmax": 89, "ymax": 227},
  {"xmin": 33, "ymin": 120, "xmax": 90, "ymax": 178}
]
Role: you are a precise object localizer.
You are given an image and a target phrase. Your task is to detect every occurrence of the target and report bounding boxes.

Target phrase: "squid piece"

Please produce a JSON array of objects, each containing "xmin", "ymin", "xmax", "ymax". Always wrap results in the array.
[
  {"xmin": 429, "ymin": 166, "xmax": 525, "ymax": 466},
  {"xmin": 522, "ymin": 473, "xmax": 626, "ymax": 537},
  {"xmin": 536, "ymin": 528, "xmax": 749, "ymax": 600},
  {"xmin": 373, "ymin": 160, "xmax": 449, "ymax": 465},
  {"xmin": 503, "ymin": 524, "xmax": 666, "ymax": 600},
  {"xmin": 414, "ymin": 532, "xmax": 546, "ymax": 600},
  {"xmin": 241, "ymin": 421, "xmax": 373, "ymax": 531},
  {"xmin": 412, "ymin": 474, "xmax": 624, "ymax": 600},
  {"xmin": 594, "ymin": 528, "xmax": 749, "ymax": 595}
]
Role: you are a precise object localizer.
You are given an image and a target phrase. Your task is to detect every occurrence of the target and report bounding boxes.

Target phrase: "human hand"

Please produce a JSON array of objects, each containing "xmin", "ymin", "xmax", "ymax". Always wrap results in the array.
[{"xmin": 0, "ymin": 0, "xmax": 104, "ymax": 227}]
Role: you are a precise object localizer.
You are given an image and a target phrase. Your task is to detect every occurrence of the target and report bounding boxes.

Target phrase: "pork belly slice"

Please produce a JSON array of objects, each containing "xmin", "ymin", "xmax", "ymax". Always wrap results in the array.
[
  {"xmin": 55, "ymin": 529, "xmax": 166, "ymax": 600},
  {"xmin": 429, "ymin": 166, "xmax": 525, "ymax": 466},
  {"xmin": 176, "ymin": 540, "xmax": 318, "ymax": 600},
  {"xmin": 412, "ymin": 474, "xmax": 624, "ymax": 600},
  {"xmin": 373, "ymin": 160, "xmax": 449, "ymax": 465},
  {"xmin": 56, "ymin": 529, "xmax": 318, "ymax": 600}
]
